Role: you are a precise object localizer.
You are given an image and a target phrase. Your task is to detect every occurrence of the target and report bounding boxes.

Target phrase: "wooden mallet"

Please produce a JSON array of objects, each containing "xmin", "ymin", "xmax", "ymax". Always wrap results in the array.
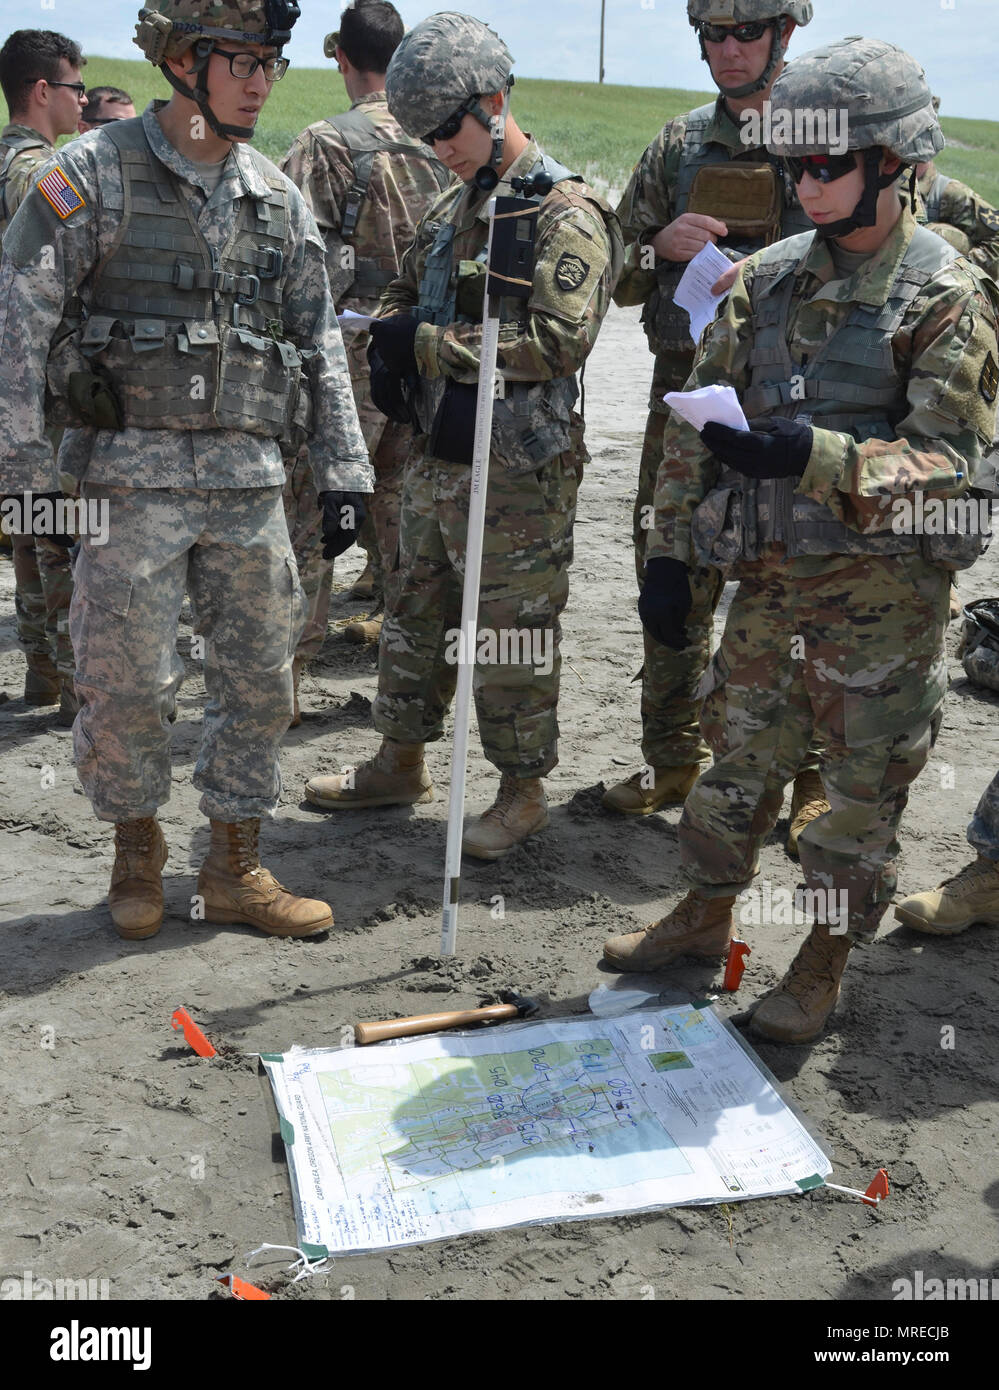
[{"xmin": 353, "ymin": 990, "xmax": 538, "ymax": 1046}]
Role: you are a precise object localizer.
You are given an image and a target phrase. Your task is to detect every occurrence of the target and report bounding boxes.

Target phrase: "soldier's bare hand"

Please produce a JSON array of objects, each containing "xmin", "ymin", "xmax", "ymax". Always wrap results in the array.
[
  {"xmin": 650, "ymin": 214, "xmax": 728, "ymax": 263},
  {"xmin": 711, "ymin": 257, "xmax": 747, "ymax": 296}
]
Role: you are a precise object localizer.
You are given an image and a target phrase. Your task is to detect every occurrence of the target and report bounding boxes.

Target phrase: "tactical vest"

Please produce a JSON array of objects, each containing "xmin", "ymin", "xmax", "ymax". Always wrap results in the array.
[
  {"xmin": 46, "ymin": 118, "xmax": 314, "ymax": 442},
  {"xmin": 644, "ymin": 102, "xmax": 814, "ymax": 355},
  {"xmin": 691, "ymin": 224, "xmax": 990, "ymax": 571},
  {"xmin": 414, "ymin": 154, "xmax": 606, "ymax": 475},
  {"xmin": 0, "ymin": 129, "xmax": 49, "ymax": 236},
  {"xmin": 326, "ymin": 108, "xmax": 449, "ymax": 301},
  {"xmin": 920, "ymin": 170, "xmax": 951, "ymax": 226}
]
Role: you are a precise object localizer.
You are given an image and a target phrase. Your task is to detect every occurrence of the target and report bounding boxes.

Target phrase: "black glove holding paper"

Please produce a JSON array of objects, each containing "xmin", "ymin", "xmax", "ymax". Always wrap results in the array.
[{"xmin": 700, "ymin": 416, "xmax": 812, "ymax": 480}]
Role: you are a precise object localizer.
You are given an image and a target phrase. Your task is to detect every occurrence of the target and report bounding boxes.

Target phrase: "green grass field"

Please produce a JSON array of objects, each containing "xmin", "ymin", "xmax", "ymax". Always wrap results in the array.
[{"xmin": 5, "ymin": 58, "xmax": 999, "ymax": 202}]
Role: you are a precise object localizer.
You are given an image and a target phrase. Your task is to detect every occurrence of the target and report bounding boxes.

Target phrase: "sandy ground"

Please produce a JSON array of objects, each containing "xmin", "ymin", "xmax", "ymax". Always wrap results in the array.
[{"xmin": 1, "ymin": 303, "xmax": 998, "ymax": 1304}]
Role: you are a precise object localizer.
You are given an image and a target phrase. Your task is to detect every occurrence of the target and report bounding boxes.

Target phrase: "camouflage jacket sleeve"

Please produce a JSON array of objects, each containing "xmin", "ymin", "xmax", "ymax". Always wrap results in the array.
[
  {"xmin": 612, "ymin": 120, "xmax": 681, "ymax": 308},
  {"xmin": 4, "ymin": 145, "xmax": 51, "ymax": 222},
  {"xmin": 0, "ymin": 148, "xmax": 100, "ymax": 493},
  {"xmin": 929, "ymin": 178, "xmax": 999, "ymax": 283},
  {"xmin": 648, "ymin": 258, "xmax": 999, "ymax": 564},
  {"xmin": 377, "ymin": 196, "xmax": 430, "ymax": 319},
  {"xmin": 415, "ymin": 195, "xmax": 624, "ymax": 383},
  {"xmin": 280, "ymin": 128, "xmax": 353, "ymax": 302},
  {"xmin": 279, "ymin": 187, "xmax": 372, "ymax": 494}
]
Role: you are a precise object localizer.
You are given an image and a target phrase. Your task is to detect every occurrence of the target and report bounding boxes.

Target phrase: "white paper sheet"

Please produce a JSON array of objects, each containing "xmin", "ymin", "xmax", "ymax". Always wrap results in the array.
[
  {"xmin": 663, "ymin": 382, "xmax": 750, "ymax": 433},
  {"xmin": 674, "ymin": 240, "xmax": 734, "ymax": 343},
  {"xmin": 337, "ymin": 309, "xmax": 375, "ymax": 330},
  {"xmin": 263, "ymin": 1004, "xmax": 830, "ymax": 1253}
]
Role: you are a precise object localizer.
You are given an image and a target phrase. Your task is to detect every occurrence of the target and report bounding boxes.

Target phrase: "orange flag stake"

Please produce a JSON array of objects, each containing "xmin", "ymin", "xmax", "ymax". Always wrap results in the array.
[
  {"xmin": 216, "ymin": 1273, "xmax": 270, "ymax": 1300},
  {"xmin": 171, "ymin": 1006, "xmax": 217, "ymax": 1059},
  {"xmin": 723, "ymin": 939, "xmax": 752, "ymax": 991}
]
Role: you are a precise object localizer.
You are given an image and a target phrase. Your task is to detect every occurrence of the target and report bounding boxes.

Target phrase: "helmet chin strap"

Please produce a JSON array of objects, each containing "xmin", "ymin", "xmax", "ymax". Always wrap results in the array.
[
  {"xmin": 700, "ymin": 19, "xmax": 784, "ymax": 100},
  {"xmin": 472, "ymin": 78, "xmax": 513, "ymax": 190},
  {"xmin": 159, "ymin": 39, "xmax": 257, "ymax": 142},
  {"xmin": 817, "ymin": 148, "xmax": 904, "ymax": 240}
]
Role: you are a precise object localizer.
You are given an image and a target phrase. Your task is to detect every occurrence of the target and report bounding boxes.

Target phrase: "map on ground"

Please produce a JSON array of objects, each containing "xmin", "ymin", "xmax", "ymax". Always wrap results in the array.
[{"xmin": 263, "ymin": 1005, "xmax": 830, "ymax": 1254}]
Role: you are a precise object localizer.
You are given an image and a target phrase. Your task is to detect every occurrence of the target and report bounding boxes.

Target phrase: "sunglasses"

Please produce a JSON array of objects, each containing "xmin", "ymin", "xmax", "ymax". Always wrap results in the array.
[
  {"xmin": 783, "ymin": 152, "xmax": 859, "ymax": 185},
  {"xmin": 423, "ymin": 97, "xmax": 479, "ymax": 147},
  {"xmin": 26, "ymin": 78, "xmax": 86, "ymax": 97},
  {"xmin": 698, "ymin": 20, "xmax": 770, "ymax": 44},
  {"xmin": 211, "ymin": 47, "xmax": 289, "ymax": 81}
]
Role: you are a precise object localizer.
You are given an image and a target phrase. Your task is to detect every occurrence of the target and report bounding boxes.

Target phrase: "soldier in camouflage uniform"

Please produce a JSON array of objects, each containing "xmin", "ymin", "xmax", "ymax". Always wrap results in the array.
[
  {"xmin": 604, "ymin": 38, "xmax": 999, "ymax": 1044},
  {"xmin": 279, "ymin": 0, "xmax": 449, "ymax": 720},
  {"xmin": 607, "ymin": 0, "xmax": 828, "ymax": 851},
  {"xmin": 0, "ymin": 0, "xmax": 372, "ymax": 940},
  {"xmin": 0, "ymin": 29, "xmax": 87, "ymax": 722},
  {"xmin": 305, "ymin": 11, "xmax": 623, "ymax": 859},
  {"xmin": 915, "ymin": 97, "xmax": 999, "ymax": 283}
]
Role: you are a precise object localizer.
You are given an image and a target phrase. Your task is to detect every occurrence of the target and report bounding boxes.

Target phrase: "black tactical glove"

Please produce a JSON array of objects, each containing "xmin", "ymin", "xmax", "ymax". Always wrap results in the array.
[
  {"xmin": 368, "ymin": 345, "xmax": 414, "ymax": 424},
  {"xmin": 318, "ymin": 490, "xmax": 369, "ymax": 561},
  {"xmin": 700, "ymin": 416, "xmax": 813, "ymax": 480},
  {"xmin": 638, "ymin": 556, "xmax": 692, "ymax": 651},
  {"xmin": 428, "ymin": 380, "xmax": 478, "ymax": 465},
  {"xmin": 34, "ymin": 491, "xmax": 75, "ymax": 548},
  {"xmin": 366, "ymin": 315, "xmax": 418, "ymax": 377}
]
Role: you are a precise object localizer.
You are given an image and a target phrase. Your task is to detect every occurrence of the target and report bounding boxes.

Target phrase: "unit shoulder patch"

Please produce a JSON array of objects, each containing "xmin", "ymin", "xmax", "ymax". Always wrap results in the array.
[
  {"xmin": 554, "ymin": 251, "xmax": 589, "ymax": 291},
  {"xmin": 980, "ymin": 350, "xmax": 998, "ymax": 404}
]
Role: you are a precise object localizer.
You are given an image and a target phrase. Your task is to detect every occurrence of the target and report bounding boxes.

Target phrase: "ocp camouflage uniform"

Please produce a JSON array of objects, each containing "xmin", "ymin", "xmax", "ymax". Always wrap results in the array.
[
  {"xmin": 648, "ymin": 200, "xmax": 999, "ymax": 941},
  {"xmin": 968, "ymin": 768, "xmax": 999, "ymax": 862},
  {"xmin": 0, "ymin": 102, "xmax": 371, "ymax": 821},
  {"xmin": 372, "ymin": 136, "xmax": 622, "ymax": 775},
  {"xmin": 280, "ymin": 93, "xmax": 449, "ymax": 655},
  {"xmin": 614, "ymin": 98, "xmax": 816, "ymax": 770},
  {"xmin": 917, "ymin": 161, "xmax": 999, "ymax": 283},
  {"xmin": 1, "ymin": 121, "xmax": 75, "ymax": 687}
]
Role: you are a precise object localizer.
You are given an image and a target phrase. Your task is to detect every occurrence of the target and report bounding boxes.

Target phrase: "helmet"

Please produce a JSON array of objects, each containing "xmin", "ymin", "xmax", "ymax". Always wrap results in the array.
[
  {"xmin": 386, "ymin": 11, "xmax": 512, "ymax": 141},
  {"xmin": 134, "ymin": 0, "xmax": 299, "ymax": 64},
  {"xmin": 768, "ymin": 38, "xmax": 943, "ymax": 239},
  {"xmin": 767, "ymin": 38, "xmax": 942, "ymax": 163},
  {"xmin": 133, "ymin": 0, "xmax": 299, "ymax": 140},
  {"xmin": 687, "ymin": 1, "xmax": 812, "ymax": 20},
  {"xmin": 687, "ymin": 1, "xmax": 811, "ymax": 99}
]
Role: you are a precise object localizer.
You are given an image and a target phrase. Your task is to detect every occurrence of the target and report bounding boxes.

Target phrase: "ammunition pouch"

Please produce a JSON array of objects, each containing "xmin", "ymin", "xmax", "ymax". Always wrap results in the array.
[{"xmin": 67, "ymin": 369, "xmax": 124, "ymax": 430}]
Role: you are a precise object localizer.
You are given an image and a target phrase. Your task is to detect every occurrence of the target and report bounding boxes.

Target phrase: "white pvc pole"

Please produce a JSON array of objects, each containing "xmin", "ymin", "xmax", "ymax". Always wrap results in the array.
[{"xmin": 441, "ymin": 198, "xmax": 501, "ymax": 957}]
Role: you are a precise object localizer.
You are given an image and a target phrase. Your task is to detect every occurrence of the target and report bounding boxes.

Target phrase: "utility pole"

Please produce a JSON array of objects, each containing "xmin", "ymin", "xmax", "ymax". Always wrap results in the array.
[{"xmin": 599, "ymin": 0, "xmax": 606, "ymax": 83}]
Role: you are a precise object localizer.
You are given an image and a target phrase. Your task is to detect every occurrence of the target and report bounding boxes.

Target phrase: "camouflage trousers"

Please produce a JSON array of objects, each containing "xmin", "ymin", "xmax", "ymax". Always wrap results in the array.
[
  {"xmin": 678, "ymin": 547, "xmax": 950, "ymax": 944},
  {"xmin": 633, "ymin": 408, "xmax": 820, "ymax": 777},
  {"xmin": 373, "ymin": 448, "xmax": 582, "ymax": 777},
  {"xmin": 71, "ymin": 483, "xmax": 304, "ymax": 824},
  {"xmin": 968, "ymin": 767, "xmax": 999, "ymax": 862},
  {"xmin": 283, "ymin": 426, "xmax": 408, "ymax": 665},
  {"xmin": 9, "ymin": 526, "xmax": 75, "ymax": 679}
]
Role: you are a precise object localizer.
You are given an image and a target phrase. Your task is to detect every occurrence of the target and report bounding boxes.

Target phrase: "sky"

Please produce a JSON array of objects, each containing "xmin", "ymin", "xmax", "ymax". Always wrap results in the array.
[{"xmin": 2, "ymin": 0, "xmax": 996, "ymax": 120}]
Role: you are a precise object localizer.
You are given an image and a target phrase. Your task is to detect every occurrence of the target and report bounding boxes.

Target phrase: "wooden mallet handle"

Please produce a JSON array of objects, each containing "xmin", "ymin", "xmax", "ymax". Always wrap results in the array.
[{"xmin": 354, "ymin": 1003, "xmax": 519, "ymax": 1046}]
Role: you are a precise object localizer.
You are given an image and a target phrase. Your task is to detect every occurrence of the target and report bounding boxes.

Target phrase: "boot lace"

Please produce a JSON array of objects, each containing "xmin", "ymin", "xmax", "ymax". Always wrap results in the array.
[
  {"xmin": 940, "ymin": 856, "xmax": 999, "ymax": 892},
  {"xmin": 116, "ymin": 819, "xmax": 156, "ymax": 856}
]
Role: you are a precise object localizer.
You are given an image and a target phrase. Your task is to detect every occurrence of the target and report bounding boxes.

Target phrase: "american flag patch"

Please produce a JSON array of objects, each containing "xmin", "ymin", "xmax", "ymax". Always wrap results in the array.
[{"xmin": 36, "ymin": 165, "xmax": 86, "ymax": 219}]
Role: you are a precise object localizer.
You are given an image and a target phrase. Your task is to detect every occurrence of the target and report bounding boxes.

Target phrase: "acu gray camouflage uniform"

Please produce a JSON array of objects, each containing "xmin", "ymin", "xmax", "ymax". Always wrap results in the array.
[{"xmin": 0, "ymin": 101, "xmax": 370, "ymax": 822}]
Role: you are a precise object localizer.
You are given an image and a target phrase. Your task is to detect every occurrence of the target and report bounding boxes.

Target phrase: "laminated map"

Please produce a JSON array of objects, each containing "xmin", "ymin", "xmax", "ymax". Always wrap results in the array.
[{"xmin": 262, "ymin": 1004, "xmax": 831, "ymax": 1255}]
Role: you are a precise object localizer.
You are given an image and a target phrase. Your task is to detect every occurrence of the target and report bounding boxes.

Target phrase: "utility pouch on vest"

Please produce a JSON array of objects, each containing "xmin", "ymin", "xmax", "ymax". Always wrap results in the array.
[
  {"xmin": 961, "ymin": 597, "xmax": 999, "ymax": 691},
  {"xmin": 67, "ymin": 369, "xmax": 124, "ymax": 430},
  {"xmin": 490, "ymin": 377, "xmax": 577, "ymax": 476},
  {"xmin": 687, "ymin": 163, "xmax": 781, "ymax": 243}
]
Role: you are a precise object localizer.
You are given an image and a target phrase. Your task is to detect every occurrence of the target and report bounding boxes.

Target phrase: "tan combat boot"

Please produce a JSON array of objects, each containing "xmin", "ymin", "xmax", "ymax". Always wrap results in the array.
[
  {"xmin": 196, "ymin": 819, "xmax": 332, "ymax": 937},
  {"xmin": 345, "ymin": 559, "xmax": 377, "ymax": 601},
  {"xmin": 602, "ymin": 763, "xmax": 702, "ymax": 816},
  {"xmin": 894, "ymin": 856, "xmax": 999, "ymax": 935},
  {"xmin": 749, "ymin": 925, "xmax": 852, "ymax": 1044},
  {"xmin": 603, "ymin": 891, "xmax": 735, "ymax": 972},
  {"xmin": 109, "ymin": 817, "xmax": 168, "ymax": 940},
  {"xmin": 786, "ymin": 769, "xmax": 830, "ymax": 857},
  {"xmin": 462, "ymin": 775, "xmax": 549, "ymax": 860},
  {"xmin": 305, "ymin": 738, "xmax": 433, "ymax": 809},
  {"xmin": 24, "ymin": 650, "xmax": 60, "ymax": 706},
  {"xmin": 344, "ymin": 613, "xmax": 383, "ymax": 644}
]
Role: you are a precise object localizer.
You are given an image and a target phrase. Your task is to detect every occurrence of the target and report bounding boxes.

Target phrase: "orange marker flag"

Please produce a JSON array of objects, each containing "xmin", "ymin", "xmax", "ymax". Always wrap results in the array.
[
  {"xmin": 217, "ymin": 1273, "xmax": 270, "ymax": 1300},
  {"xmin": 171, "ymin": 1006, "xmax": 217, "ymax": 1059}
]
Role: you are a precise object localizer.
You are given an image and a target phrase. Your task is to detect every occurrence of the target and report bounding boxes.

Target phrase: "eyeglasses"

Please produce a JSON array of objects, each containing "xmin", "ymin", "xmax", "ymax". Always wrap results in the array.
[
  {"xmin": 783, "ymin": 152, "xmax": 859, "ymax": 185},
  {"xmin": 211, "ymin": 47, "xmax": 289, "ymax": 81},
  {"xmin": 698, "ymin": 20, "xmax": 771, "ymax": 44},
  {"xmin": 424, "ymin": 97, "xmax": 479, "ymax": 147},
  {"xmin": 25, "ymin": 78, "xmax": 87, "ymax": 98}
]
